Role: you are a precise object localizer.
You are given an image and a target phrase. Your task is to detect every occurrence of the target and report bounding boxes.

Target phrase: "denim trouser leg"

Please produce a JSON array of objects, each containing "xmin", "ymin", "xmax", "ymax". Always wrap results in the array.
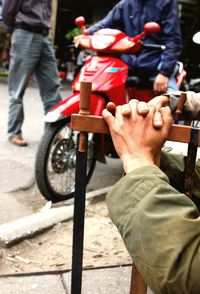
[
  {"xmin": 7, "ymin": 29, "xmax": 40, "ymax": 138},
  {"xmin": 35, "ymin": 37, "xmax": 62, "ymax": 114},
  {"xmin": 166, "ymin": 75, "xmax": 179, "ymax": 93},
  {"xmin": 7, "ymin": 29, "xmax": 62, "ymax": 138}
]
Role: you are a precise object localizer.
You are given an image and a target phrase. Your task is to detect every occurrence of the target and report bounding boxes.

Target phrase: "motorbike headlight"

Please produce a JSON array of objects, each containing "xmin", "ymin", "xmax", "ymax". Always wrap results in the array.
[{"xmin": 91, "ymin": 35, "xmax": 115, "ymax": 50}]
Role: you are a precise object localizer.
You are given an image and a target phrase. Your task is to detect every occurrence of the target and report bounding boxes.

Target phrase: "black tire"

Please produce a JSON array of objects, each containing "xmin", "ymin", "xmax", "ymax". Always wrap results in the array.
[{"xmin": 35, "ymin": 117, "xmax": 96, "ymax": 202}]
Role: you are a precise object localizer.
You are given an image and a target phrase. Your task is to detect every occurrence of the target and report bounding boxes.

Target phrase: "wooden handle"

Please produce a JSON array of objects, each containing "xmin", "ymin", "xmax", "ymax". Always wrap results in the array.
[
  {"xmin": 130, "ymin": 264, "xmax": 147, "ymax": 294},
  {"xmin": 71, "ymin": 114, "xmax": 199, "ymax": 146},
  {"xmin": 174, "ymin": 92, "xmax": 187, "ymax": 120},
  {"xmin": 78, "ymin": 82, "xmax": 92, "ymax": 152},
  {"xmin": 79, "ymin": 82, "xmax": 92, "ymax": 115}
]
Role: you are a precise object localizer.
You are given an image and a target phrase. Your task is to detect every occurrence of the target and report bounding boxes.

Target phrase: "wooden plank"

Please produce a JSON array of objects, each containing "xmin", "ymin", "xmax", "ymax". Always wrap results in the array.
[
  {"xmin": 130, "ymin": 264, "xmax": 147, "ymax": 294},
  {"xmin": 72, "ymin": 114, "xmax": 200, "ymax": 145}
]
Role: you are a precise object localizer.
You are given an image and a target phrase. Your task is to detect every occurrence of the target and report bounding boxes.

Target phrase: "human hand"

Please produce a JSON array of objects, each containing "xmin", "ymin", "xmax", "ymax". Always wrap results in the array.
[
  {"xmin": 106, "ymin": 95, "xmax": 170, "ymax": 129},
  {"xmin": 153, "ymin": 73, "xmax": 169, "ymax": 95},
  {"xmin": 102, "ymin": 100, "xmax": 172, "ymax": 174},
  {"xmin": 147, "ymin": 95, "xmax": 170, "ymax": 128},
  {"xmin": 73, "ymin": 35, "xmax": 83, "ymax": 47}
]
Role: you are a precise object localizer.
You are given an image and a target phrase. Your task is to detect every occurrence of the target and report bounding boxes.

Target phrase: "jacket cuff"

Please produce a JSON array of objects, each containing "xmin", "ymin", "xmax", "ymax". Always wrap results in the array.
[{"xmin": 159, "ymin": 71, "xmax": 171, "ymax": 77}]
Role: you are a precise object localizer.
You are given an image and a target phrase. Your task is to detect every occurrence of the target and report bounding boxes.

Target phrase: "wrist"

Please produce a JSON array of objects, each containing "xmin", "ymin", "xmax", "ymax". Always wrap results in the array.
[{"xmin": 121, "ymin": 154, "xmax": 155, "ymax": 174}]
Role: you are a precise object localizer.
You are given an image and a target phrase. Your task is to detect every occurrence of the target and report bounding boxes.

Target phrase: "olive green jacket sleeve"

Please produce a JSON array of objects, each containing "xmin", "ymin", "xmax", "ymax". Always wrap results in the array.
[
  {"xmin": 160, "ymin": 151, "xmax": 200, "ymax": 202},
  {"xmin": 106, "ymin": 165, "xmax": 200, "ymax": 294},
  {"xmin": 184, "ymin": 91, "xmax": 200, "ymax": 119}
]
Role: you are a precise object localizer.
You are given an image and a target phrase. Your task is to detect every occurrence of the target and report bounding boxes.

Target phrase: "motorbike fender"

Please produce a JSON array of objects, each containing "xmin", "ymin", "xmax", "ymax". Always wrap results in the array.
[{"xmin": 44, "ymin": 92, "xmax": 106, "ymax": 122}]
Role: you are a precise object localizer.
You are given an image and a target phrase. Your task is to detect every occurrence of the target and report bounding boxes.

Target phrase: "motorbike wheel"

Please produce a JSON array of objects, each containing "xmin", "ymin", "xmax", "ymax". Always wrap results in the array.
[{"xmin": 35, "ymin": 118, "xmax": 96, "ymax": 202}]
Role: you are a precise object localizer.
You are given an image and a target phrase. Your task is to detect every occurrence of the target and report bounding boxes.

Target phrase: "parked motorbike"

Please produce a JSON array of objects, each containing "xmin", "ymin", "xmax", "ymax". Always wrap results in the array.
[{"xmin": 35, "ymin": 16, "xmax": 186, "ymax": 202}]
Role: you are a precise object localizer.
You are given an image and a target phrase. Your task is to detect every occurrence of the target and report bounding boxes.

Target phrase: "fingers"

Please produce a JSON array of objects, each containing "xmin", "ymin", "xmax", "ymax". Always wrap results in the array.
[
  {"xmin": 102, "ymin": 108, "xmax": 115, "ymax": 127},
  {"xmin": 160, "ymin": 106, "xmax": 173, "ymax": 136},
  {"xmin": 106, "ymin": 100, "xmax": 137, "ymax": 118},
  {"xmin": 119, "ymin": 99, "xmax": 138, "ymax": 117},
  {"xmin": 121, "ymin": 103, "xmax": 132, "ymax": 117},
  {"xmin": 103, "ymin": 99, "xmax": 170, "ymax": 131},
  {"xmin": 137, "ymin": 101, "xmax": 149, "ymax": 115},
  {"xmin": 128, "ymin": 99, "xmax": 138, "ymax": 117},
  {"xmin": 148, "ymin": 95, "xmax": 169, "ymax": 111},
  {"xmin": 136, "ymin": 100, "xmax": 163, "ymax": 128},
  {"xmin": 153, "ymin": 111, "xmax": 163, "ymax": 128},
  {"xmin": 106, "ymin": 102, "xmax": 116, "ymax": 115}
]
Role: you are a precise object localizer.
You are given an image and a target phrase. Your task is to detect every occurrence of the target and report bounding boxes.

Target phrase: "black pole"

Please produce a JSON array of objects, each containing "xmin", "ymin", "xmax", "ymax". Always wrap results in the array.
[
  {"xmin": 71, "ymin": 132, "xmax": 88, "ymax": 294},
  {"xmin": 184, "ymin": 127, "xmax": 199, "ymax": 197},
  {"xmin": 71, "ymin": 81, "xmax": 91, "ymax": 294}
]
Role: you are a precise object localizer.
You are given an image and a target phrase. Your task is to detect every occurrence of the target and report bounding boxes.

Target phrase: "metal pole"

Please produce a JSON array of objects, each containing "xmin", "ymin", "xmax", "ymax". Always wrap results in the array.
[
  {"xmin": 184, "ymin": 128, "xmax": 199, "ymax": 198},
  {"xmin": 71, "ymin": 82, "xmax": 92, "ymax": 294}
]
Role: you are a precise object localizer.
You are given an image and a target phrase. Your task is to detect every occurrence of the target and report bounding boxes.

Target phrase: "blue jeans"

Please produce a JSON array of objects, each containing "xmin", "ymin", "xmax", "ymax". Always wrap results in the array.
[
  {"xmin": 165, "ymin": 75, "xmax": 179, "ymax": 93},
  {"xmin": 7, "ymin": 29, "xmax": 62, "ymax": 138}
]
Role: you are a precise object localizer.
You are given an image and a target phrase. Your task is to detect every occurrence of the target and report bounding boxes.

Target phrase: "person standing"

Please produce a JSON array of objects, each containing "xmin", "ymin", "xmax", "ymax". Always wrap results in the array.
[{"xmin": 2, "ymin": 0, "xmax": 62, "ymax": 146}]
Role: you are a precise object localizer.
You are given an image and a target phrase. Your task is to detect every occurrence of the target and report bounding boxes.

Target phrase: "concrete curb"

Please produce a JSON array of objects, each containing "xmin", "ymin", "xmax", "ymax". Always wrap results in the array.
[{"xmin": 0, "ymin": 186, "xmax": 113, "ymax": 248}]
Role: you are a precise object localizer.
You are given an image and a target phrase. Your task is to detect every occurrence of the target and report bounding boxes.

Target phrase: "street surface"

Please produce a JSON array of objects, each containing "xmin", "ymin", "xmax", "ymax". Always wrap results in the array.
[
  {"xmin": 0, "ymin": 79, "xmax": 199, "ymax": 289},
  {"xmin": 1, "ymin": 78, "xmax": 199, "ymax": 226},
  {"xmin": 0, "ymin": 78, "xmax": 130, "ymax": 281},
  {"xmin": 0, "ymin": 79, "xmax": 123, "ymax": 225}
]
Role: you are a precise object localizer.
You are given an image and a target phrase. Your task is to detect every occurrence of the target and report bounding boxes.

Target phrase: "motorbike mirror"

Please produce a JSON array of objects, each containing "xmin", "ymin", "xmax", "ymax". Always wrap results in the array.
[
  {"xmin": 144, "ymin": 22, "xmax": 161, "ymax": 34},
  {"xmin": 75, "ymin": 16, "xmax": 85, "ymax": 28},
  {"xmin": 192, "ymin": 31, "xmax": 200, "ymax": 44}
]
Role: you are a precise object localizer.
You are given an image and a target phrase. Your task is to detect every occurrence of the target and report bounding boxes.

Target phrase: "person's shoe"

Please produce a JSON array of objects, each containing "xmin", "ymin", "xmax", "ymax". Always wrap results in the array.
[{"xmin": 9, "ymin": 136, "xmax": 28, "ymax": 147}]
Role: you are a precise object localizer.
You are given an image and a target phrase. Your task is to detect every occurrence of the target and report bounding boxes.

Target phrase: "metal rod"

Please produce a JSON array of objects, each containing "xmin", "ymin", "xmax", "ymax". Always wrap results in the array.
[
  {"xmin": 184, "ymin": 128, "xmax": 200, "ymax": 198},
  {"xmin": 71, "ymin": 82, "xmax": 92, "ymax": 294},
  {"xmin": 71, "ymin": 133, "xmax": 88, "ymax": 294}
]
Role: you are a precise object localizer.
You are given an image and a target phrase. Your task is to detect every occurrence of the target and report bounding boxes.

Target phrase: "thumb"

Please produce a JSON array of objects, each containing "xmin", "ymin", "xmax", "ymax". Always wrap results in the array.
[
  {"xmin": 102, "ymin": 109, "xmax": 115, "ymax": 128},
  {"xmin": 160, "ymin": 106, "xmax": 173, "ymax": 138}
]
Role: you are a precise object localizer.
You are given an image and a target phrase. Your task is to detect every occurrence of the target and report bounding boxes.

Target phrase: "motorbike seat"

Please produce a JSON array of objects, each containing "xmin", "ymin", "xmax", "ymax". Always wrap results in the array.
[{"xmin": 126, "ymin": 75, "xmax": 153, "ymax": 89}]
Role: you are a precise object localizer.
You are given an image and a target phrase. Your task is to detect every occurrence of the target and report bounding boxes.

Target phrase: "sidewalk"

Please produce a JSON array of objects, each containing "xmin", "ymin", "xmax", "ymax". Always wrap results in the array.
[
  {"xmin": 0, "ymin": 81, "xmax": 139, "ymax": 293},
  {"xmin": 0, "ymin": 266, "xmax": 132, "ymax": 294},
  {"xmin": 0, "ymin": 265, "xmax": 154, "ymax": 293},
  {"xmin": 0, "ymin": 80, "xmax": 198, "ymax": 293}
]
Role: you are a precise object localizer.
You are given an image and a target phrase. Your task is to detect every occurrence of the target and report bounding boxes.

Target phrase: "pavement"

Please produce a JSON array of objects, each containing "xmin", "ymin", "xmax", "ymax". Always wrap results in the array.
[
  {"xmin": 0, "ymin": 79, "xmax": 198, "ymax": 293},
  {"xmin": 0, "ymin": 80, "xmax": 141, "ymax": 293}
]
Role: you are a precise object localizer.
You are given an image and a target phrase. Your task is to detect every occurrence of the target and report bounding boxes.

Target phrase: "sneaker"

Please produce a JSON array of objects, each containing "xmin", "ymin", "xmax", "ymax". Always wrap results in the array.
[{"xmin": 9, "ymin": 136, "xmax": 28, "ymax": 147}]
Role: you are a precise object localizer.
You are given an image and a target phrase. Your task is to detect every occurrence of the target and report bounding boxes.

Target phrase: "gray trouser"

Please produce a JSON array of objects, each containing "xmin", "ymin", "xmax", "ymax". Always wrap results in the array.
[{"xmin": 8, "ymin": 28, "xmax": 62, "ymax": 138}]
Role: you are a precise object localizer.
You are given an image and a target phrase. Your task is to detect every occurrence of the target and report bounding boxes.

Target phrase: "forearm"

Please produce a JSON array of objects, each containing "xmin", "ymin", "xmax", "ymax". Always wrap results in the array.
[{"xmin": 106, "ymin": 165, "xmax": 200, "ymax": 294}]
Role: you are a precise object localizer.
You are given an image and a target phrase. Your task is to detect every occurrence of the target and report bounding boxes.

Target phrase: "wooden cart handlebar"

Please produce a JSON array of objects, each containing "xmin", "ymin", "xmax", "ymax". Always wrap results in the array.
[{"xmin": 72, "ymin": 113, "xmax": 200, "ymax": 146}]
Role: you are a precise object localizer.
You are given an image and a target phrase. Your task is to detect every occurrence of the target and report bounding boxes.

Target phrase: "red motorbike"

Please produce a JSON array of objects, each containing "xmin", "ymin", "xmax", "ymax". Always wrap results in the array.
[{"xmin": 35, "ymin": 16, "xmax": 186, "ymax": 202}]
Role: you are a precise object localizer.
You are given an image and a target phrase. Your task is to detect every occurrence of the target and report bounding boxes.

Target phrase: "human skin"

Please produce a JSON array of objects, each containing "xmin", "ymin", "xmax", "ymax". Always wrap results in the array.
[
  {"xmin": 102, "ymin": 99, "xmax": 172, "ymax": 174},
  {"xmin": 153, "ymin": 73, "xmax": 169, "ymax": 95}
]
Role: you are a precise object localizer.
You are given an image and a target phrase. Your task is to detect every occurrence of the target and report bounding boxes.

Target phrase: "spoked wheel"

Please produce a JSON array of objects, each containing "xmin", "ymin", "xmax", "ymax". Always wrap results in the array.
[{"xmin": 35, "ymin": 117, "xmax": 96, "ymax": 202}]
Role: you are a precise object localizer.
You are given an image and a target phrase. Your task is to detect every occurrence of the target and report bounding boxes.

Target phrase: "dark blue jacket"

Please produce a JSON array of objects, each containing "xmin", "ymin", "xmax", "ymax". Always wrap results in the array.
[{"xmin": 87, "ymin": 0, "xmax": 182, "ymax": 76}]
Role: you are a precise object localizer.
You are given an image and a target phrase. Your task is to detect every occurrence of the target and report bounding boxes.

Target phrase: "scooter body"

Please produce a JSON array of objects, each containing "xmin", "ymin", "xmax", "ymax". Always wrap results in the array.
[
  {"xmin": 45, "ymin": 55, "xmax": 129, "ymax": 122},
  {"xmin": 45, "ymin": 21, "xmax": 161, "ymax": 122},
  {"xmin": 35, "ymin": 17, "xmax": 186, "ymax": 202}
]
